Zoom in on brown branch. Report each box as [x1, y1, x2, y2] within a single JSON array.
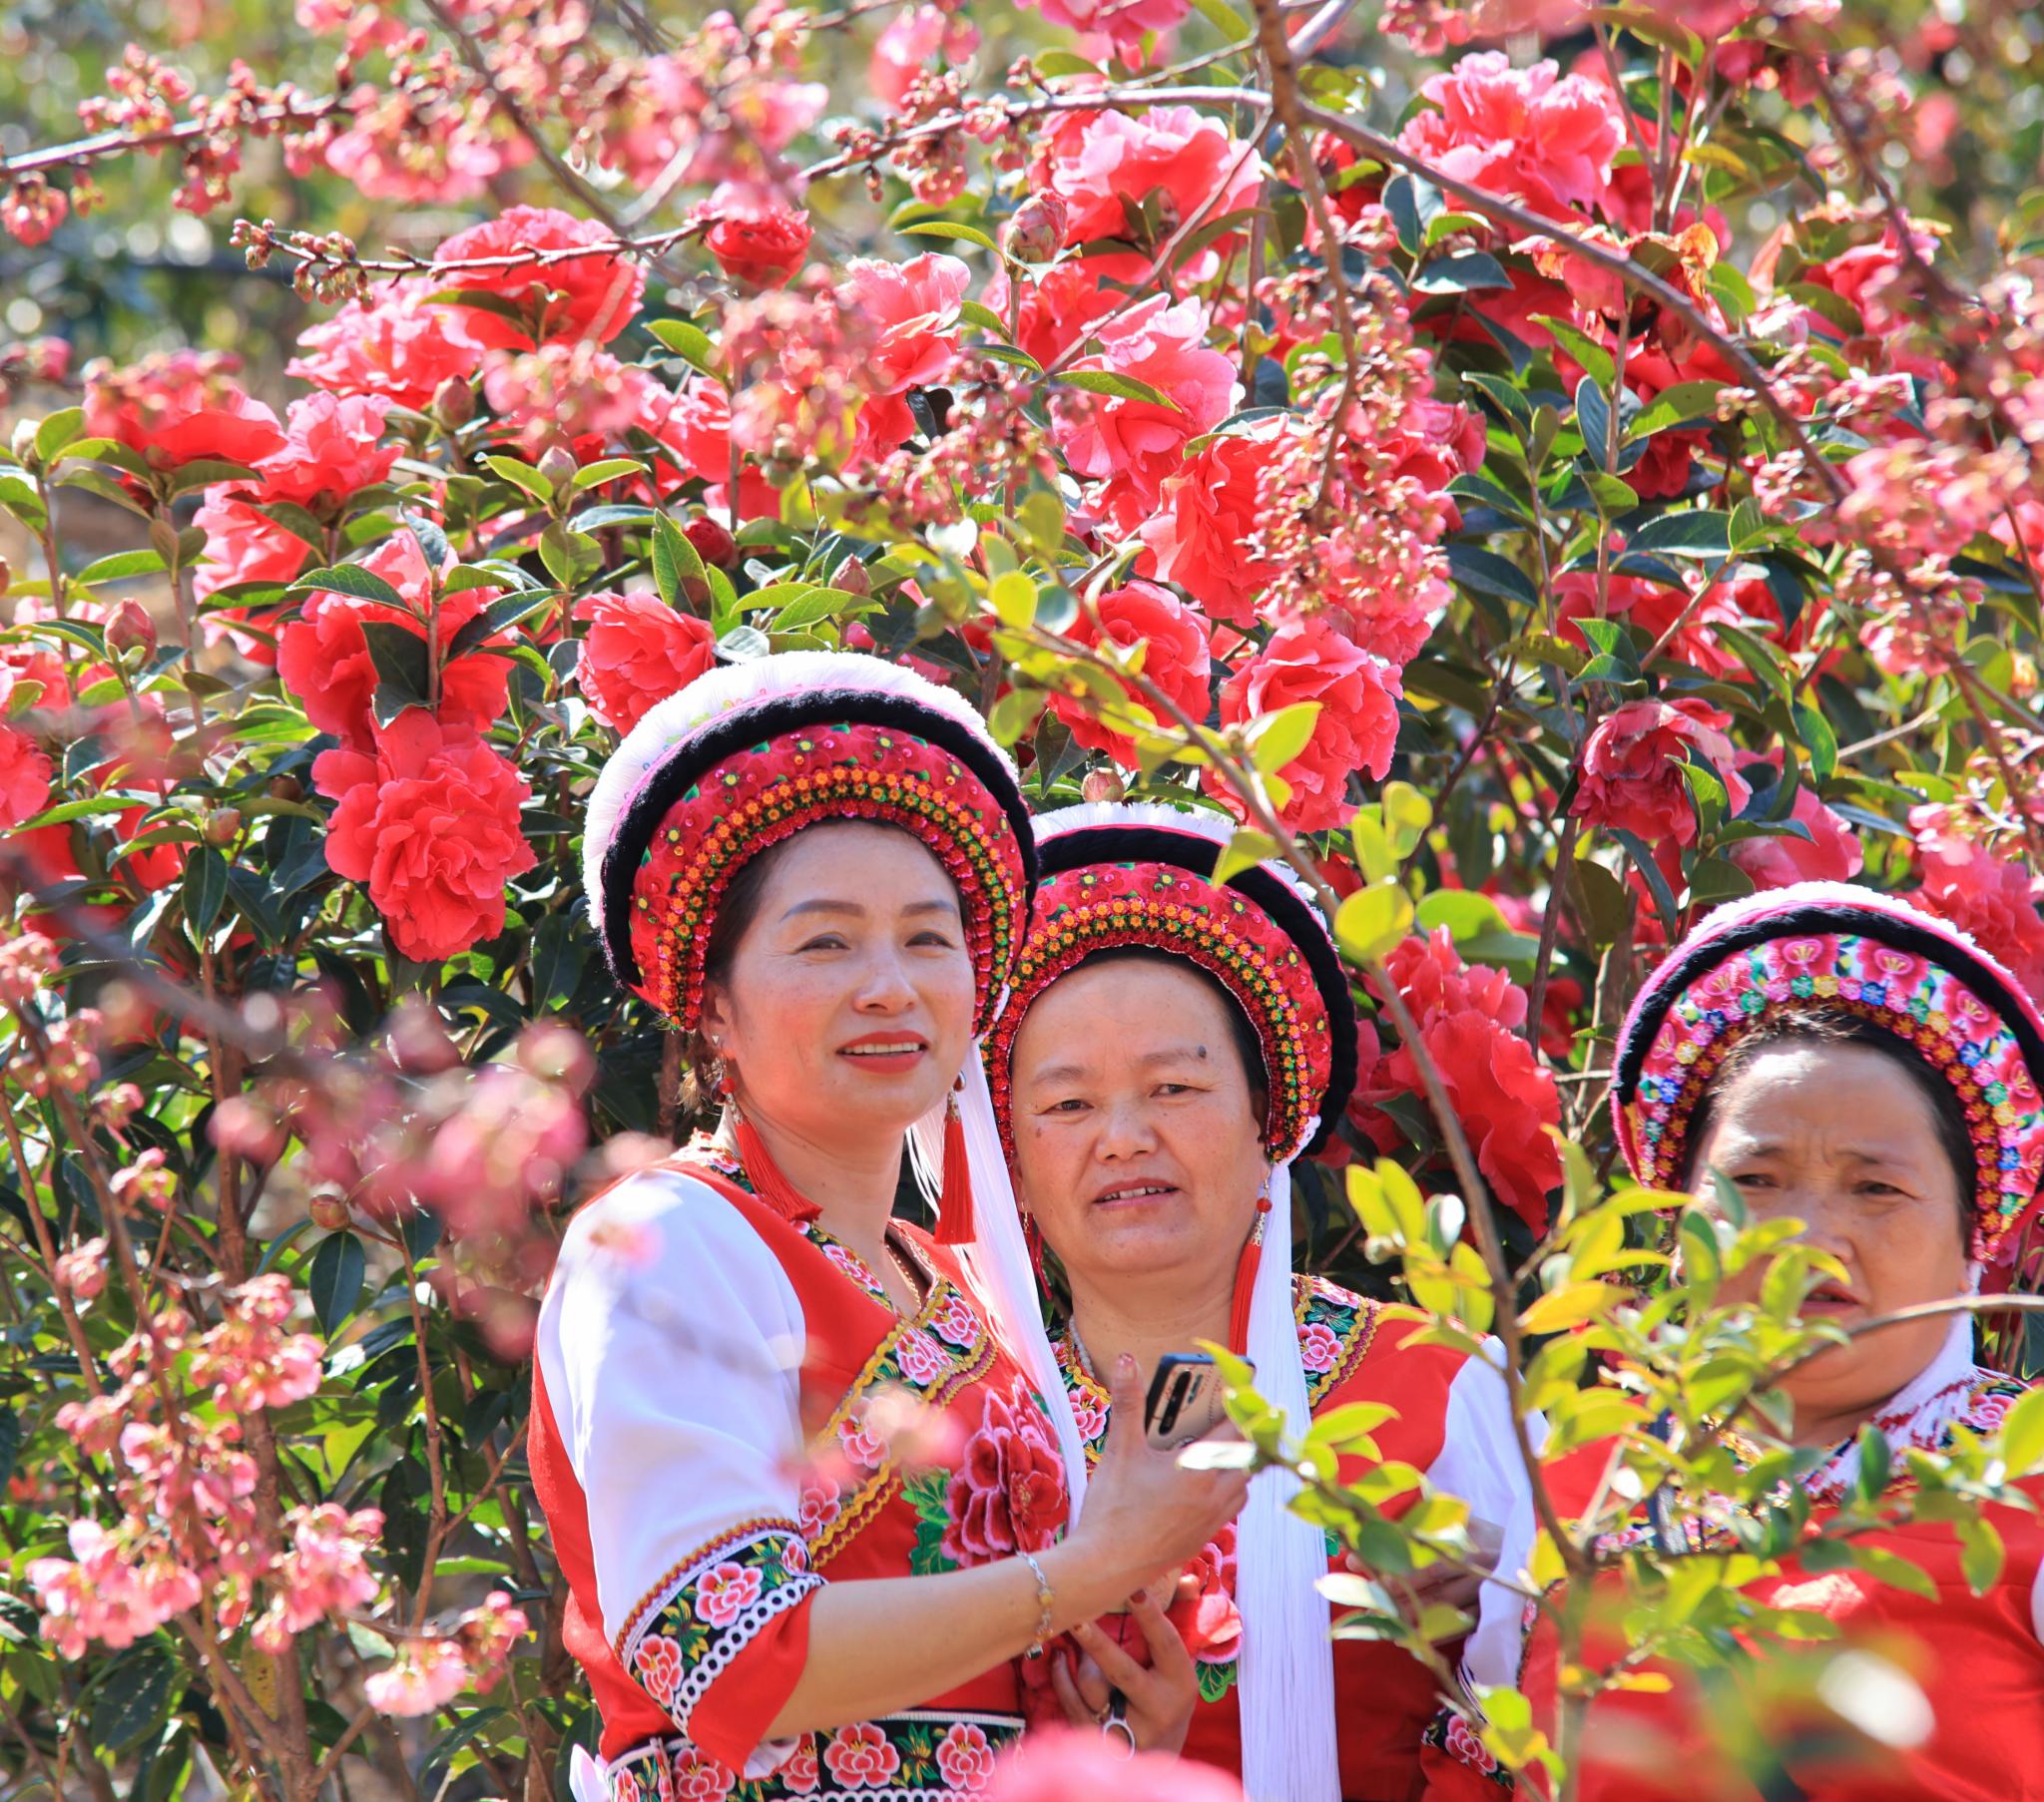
[[0, 99, 338, 178]]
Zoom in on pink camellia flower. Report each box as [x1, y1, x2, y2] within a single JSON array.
[[435, 206, 646, 349], [1909, 805, 2044, 1004], [287, 279, 488, 412], [323, 99, 530, 206], [1055, 296, 1239, 523], [1018, 0, 1190, 46], [843, 252, 972, 395], [870, 6, 979, 108], [251, 391, 399, 510], [1136, 421, 1293, 626], [1035, 106, 1264, 247], [1397, 52, 1627, 222], [1571, 696, 1753, 849], [53, 1237, 108, 1301], [983, 253, 1142, 369], [481, 341, 655, 456], [1204, 616, 1403, 834], [942, 1382, 1068, 1567], [364, 1638, 472, 1716], [252, 1504, 385, 1648], [83, 350, 287, 473], [313, 711, 536, 963], [275, 532, 509, 751], [574, 593, 720, 734], [0, 721, 54, 830], [1726, 751, 1864, 891], [193, 490, 314, 604], [1049, 581, 1212, 769], [700, 182, 812, 287]]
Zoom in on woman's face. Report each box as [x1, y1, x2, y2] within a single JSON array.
[[1009, 959, 1270, 1297], [702, 822, 974, 1146], [1695, 1040, 1970, 1425]]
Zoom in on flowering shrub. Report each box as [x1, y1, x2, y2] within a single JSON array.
[[3, 0, 2044, 1796]]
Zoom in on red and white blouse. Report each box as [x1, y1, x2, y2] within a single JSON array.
[[530, 1144, 1071, 1802]]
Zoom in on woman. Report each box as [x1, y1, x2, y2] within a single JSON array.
[[990, 801, 1532, 1802], [531, 656, 1249, 1802], [1427, 878, 2044, 1800]]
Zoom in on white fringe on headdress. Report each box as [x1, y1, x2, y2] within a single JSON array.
[[581, 650, 1020, 932], [1028, 797, 1343, 1801]]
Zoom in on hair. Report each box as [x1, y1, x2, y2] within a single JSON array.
[[1675, 1007, 1978, 1243], [1063, 946, 1272, 1138], [678, 820, 964, 1119]]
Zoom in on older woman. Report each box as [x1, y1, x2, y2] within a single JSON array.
[[990, 802, 1532, 1802], [1427, 879, 2044, 1800], [531, 657, 1248, 1802]]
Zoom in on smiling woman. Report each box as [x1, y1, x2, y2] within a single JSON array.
[[528, 655, 1253, 1802]]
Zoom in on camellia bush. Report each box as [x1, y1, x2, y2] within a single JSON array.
[[3, 0, 2044, 1795]]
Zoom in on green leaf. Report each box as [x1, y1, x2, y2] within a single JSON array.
[[287, 562, 408, 610], [309, 1231, 367, 1335], [646, 318, 720, 374], [1412, 250, 1510, 295], [957, 298, 1014, 339], [1613, 828, 1681, 936], [76, 549, 168, 586], [1444, 542, 1538, 608], [1630, 380, 1726, 438], [1245, 700, 1322, 775], [1529, 314, 1616, 389], [444, 591, 557, 660], [652, 513, 706, 607], [1958, 1515, 2005, 1594], [989, 571, 1037, 628], [34, 407, 85, 464], [1334, 880, 1414, 966], [571, 457, 648, 490], [0, 473, 48, 532], [165, 458, 260, 496], [358, 621, 432, 726], [1997, 1385, 2044, 1477], [87, 1645, 178, 1754], [1629, 510, 1733, 557], [1213, 828, 1281, 886], [182, 845, 230, 938], [1058, 369, 1185, 413], [1794, 700, 1838, 785], [899, 221, 998, 252], [482, 455, 555, 503], [539, 523, 603, 588], [1187, 0, 1251, 39]]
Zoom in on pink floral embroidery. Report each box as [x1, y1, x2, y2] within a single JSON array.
[[837, 1411, 885, 1469], [1297, 1320, 1341, 1374], [821, 1723, 901, 1789], [819, 1239, 883, 1295], [942, 1381, 1068, 1566], [934, 1722, 997, 1791], [798, 1477, 841, 1538], [671, 1749, 735, 1802], [1069, 1389, 1109, 1445], [633, 1633, 686, 1707], [778, 1746, 820, 1795], [1444, 1713, 1500, 1774], [895, 1326, 951, 1387], [693, 1562, 763, 1628], [926, 1292, 982, 1350]]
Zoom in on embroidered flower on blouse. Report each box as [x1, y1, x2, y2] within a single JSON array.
[[692, 1562, 764, 1629], [778, 1745, 820, 1795], [634, 1633, 686, 1708], [935, 1721, 998, 1791], [798, 1476, 841, 1539], [822, 1722, 902, 1788], [926, 1291, 982, 1350], [670, 1747, 736, 1802], [895, 1326, 951, 1387], [1298, 1319, 1342, 1374], [943, 1380, 1068, 1566]]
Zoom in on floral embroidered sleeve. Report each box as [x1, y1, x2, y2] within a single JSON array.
[[536, 1169, 822, 1777]]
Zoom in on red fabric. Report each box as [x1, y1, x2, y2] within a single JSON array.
[[1498, 1444, 2044, 1802]]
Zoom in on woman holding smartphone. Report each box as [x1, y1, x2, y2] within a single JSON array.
[[531, 659, 1247, 1802], [989, 801, 1534, 1802]]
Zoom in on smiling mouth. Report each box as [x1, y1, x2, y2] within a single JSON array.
[[1802, 1282, 1861, 1313], [840, 1041, 925, 1057], [1093, 1182, 1179, 1206]]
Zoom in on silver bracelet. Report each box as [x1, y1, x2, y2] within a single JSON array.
[[1018, 1549, 1055, 1658]]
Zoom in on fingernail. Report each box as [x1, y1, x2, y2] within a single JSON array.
[[1071, 1620, 1095, 1639], [1116, 1353, 1137, 1376]]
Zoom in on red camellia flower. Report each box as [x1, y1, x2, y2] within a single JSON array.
[[286, 279, 488, 412], [700, 182, 812, 287], [83, 349, 287, 473], [572, 593, 719, 734], [1136, 422, 1291, 627], [1049, 581, 1212, 769], [1909, 805, 2044, 1003], [0, 720, 53, 830], [435, 206, 646, 349], [312, 711, 536, 963], [1571, 696, 1752, 849], [941, 1382, 1067, 1568], [275, 533, 509, 751], [1035, 106, 1264, 249], [1204, 616, 1402, 834], [1726, 751, 1864, 891], [843, 252, 971, 395], [984, 253, 1145, 370]]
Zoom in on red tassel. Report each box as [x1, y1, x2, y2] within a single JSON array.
[[935, 1089, 975, 1245], [732, 1109, 820, 1224], [1226, 1196, 1274, 1355]]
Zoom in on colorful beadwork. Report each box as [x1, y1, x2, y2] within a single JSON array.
[[987, 859, 1334, 1161], [623, 720, 1028, 1034], [1613, 885, 2044, 1260]]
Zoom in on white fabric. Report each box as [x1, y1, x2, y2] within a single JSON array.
[[536, 1165, 814, 1776], [1440, 1344, 1547, 1691], [1236, 1154, 1342, 1802]]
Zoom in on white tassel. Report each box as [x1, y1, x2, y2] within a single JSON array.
[[1235, 1152, 1341, 1802]]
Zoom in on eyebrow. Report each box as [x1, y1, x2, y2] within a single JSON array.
[[1718, 1139, 1919, 1167], [777, 897, 961, 922], [1025, 1045, 1214, 1087]]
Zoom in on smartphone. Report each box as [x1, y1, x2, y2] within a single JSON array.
[[1143, 1352, 1244, 1451]]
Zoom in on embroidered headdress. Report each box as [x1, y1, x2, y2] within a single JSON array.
[[582, 650, 1086, 1494], [583, 650, 1035, 1034], [1613, 879, 2044, 1262], [987, 800, 1356, 1802]]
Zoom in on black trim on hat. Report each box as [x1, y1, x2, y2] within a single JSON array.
[[1613, 899, 2044, 1110], [598, 687, 1038, 990], [1036, 821, 1358, 1151]]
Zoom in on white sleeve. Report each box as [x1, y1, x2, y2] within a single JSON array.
[[2030, 1552, 2044, 1644], [536, 1168, 817, 1771], [1423, 1338, 1548, 1691]]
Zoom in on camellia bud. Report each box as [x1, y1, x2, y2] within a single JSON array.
[[1081, 768, 1125, 805], [205, 808, 243, 847], [106, 598, 157, 658], [538, 444, 578, 492], [1000, 191, 1068, 265], [308, 1192, 351, 1232], [432, 374, 474, 431], [685, 516, 738, 569], [10, 419, 37, 465], [267, 773, 304, 803], [834, 556, 871, 597]]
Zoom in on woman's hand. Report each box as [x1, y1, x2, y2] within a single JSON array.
[[1060, 1354, 1251, 1604], [1047, 1588, 1200, 1755]]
